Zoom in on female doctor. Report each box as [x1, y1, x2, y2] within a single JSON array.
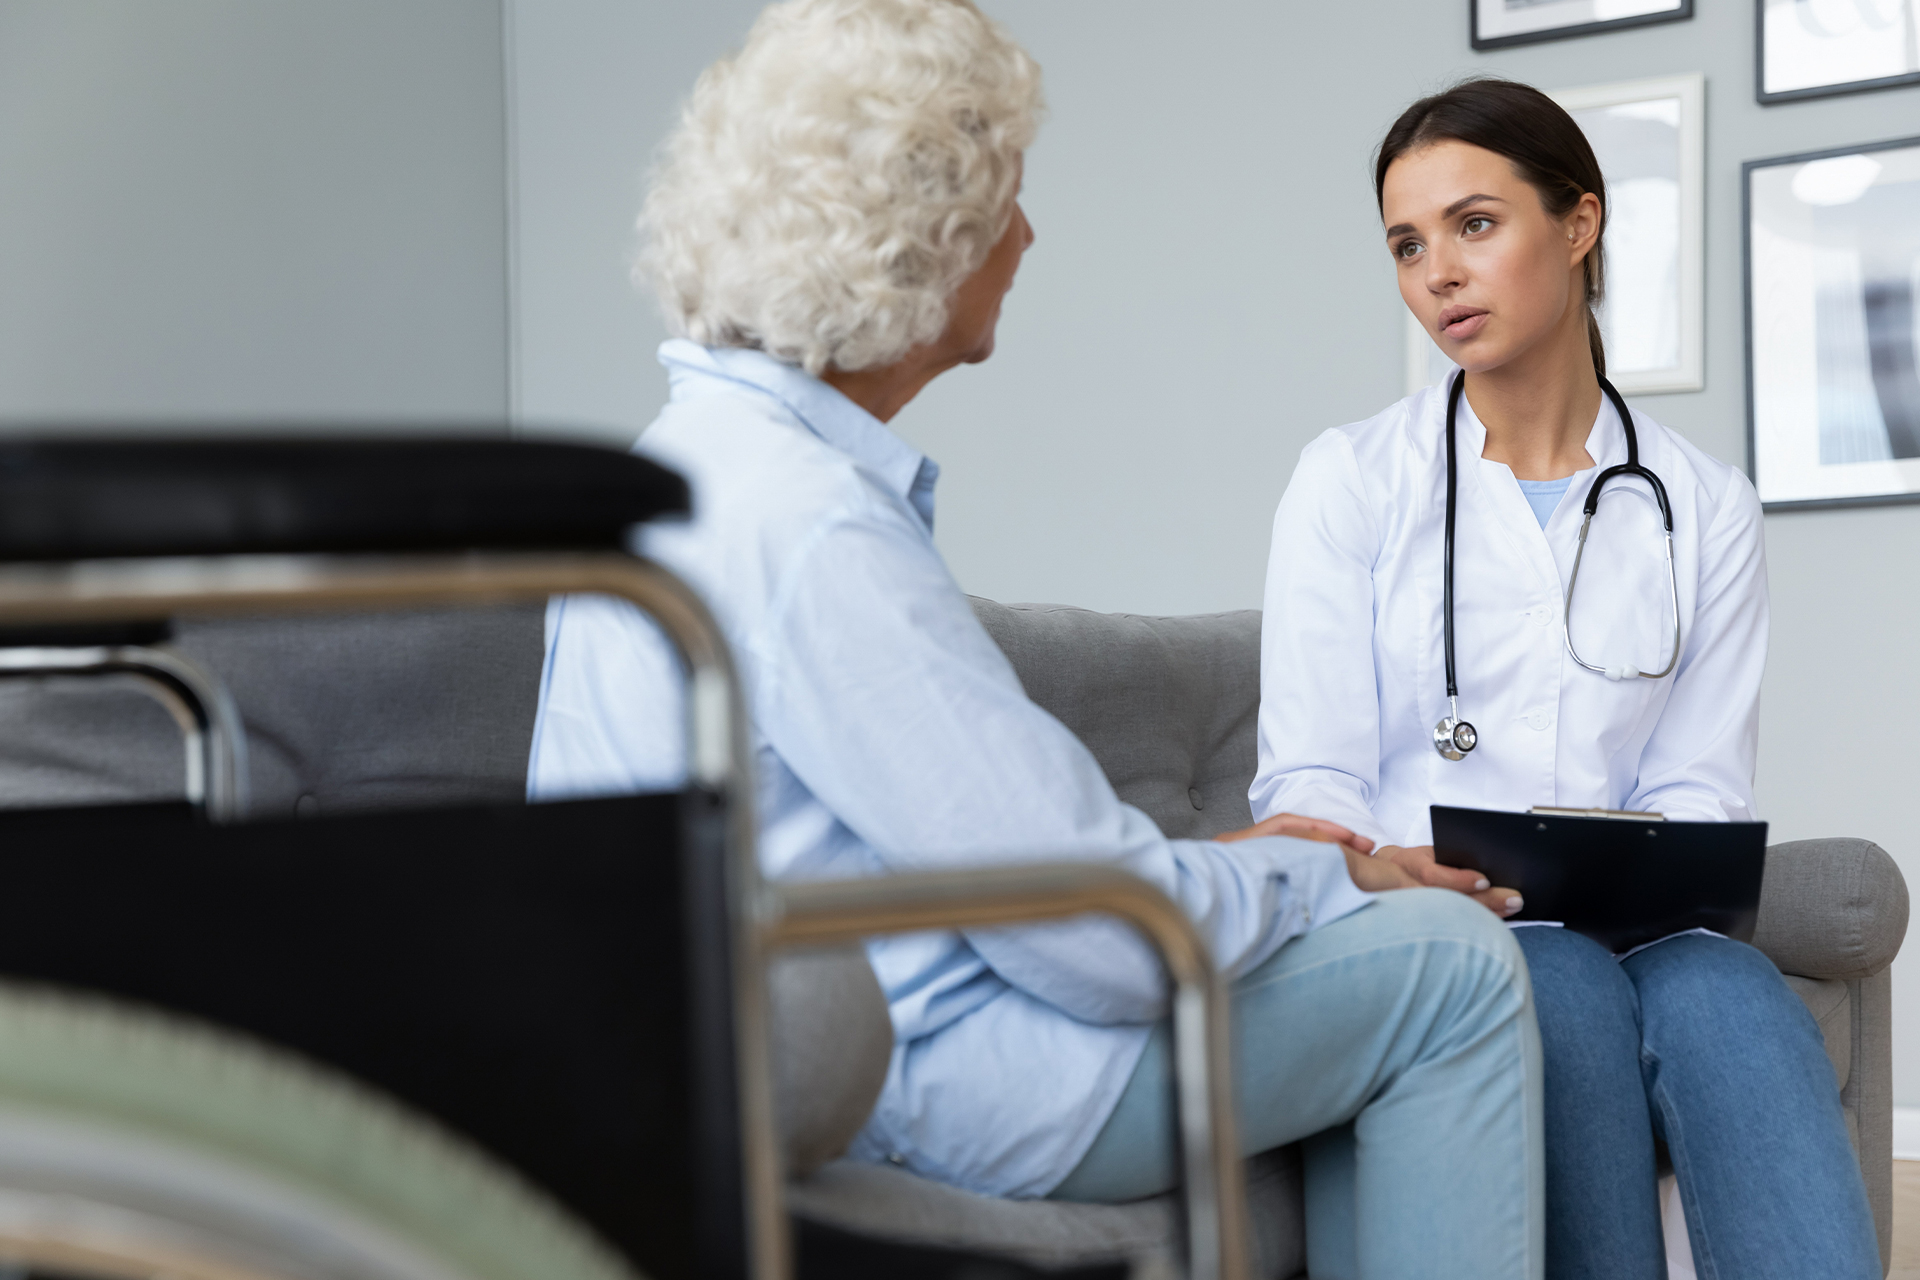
[[1252, 79, 1879, 1279]]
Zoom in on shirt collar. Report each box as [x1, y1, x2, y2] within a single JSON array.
[[1446, 374, 1626, 474], [658, 340, 941, 531]]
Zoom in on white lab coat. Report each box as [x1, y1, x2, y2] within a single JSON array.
[[1251, 381, 1767, 849]]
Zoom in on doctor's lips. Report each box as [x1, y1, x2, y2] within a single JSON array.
[[1437, 305, 1489, 340]]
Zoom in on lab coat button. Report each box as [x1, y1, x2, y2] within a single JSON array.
[[1527, 711, 1552, 731], [1533, 606, 1554, 627]]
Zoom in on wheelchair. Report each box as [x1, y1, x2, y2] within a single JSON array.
[[0, 436, 1249, 1280]]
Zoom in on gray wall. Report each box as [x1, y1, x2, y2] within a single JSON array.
[[0, 0, 509, 426], [510, 1, 1920, 1103]]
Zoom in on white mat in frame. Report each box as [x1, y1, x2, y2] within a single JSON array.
[[1759, 0, 1920, 104], [1746, 134, 1920, 508], [1472, 0, 1692, 50]]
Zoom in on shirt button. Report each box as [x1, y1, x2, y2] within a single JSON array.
[[886, 1152, 907, 1166], [1527, 711, 1552, 731], [1188, 787, 1204, 810]]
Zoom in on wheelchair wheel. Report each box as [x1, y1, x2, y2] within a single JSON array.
[[0, 980, 640, 1280]]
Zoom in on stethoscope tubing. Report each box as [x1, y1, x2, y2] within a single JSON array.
[[1439, 370, 1683, 758]]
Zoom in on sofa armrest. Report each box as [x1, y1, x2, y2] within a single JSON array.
[[1749, 839, 1909, 981], [769, 945, 892, 1180]]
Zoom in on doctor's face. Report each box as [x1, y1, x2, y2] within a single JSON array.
[[1381, 139, 1596, 374]]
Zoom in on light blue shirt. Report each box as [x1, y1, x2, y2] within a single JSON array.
[[528, 341, 1371, 1198], [1514, 474, 1574, 530]]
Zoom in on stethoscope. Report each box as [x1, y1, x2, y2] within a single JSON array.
[[1434, 370, 1682, 762]]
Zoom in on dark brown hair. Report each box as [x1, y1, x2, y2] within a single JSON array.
[[1374, 78, 1609, 377]]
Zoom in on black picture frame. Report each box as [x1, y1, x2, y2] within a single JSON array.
[[1743, 133, 1920, 513], [1755, 0, 1920, 105], [1470, 0, 1693, 51]]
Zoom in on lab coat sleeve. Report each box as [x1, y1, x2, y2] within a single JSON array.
[[1626, 471, 1767, 821], [1249, 431, 1392, 848], [754, 499, 1370, 1026]]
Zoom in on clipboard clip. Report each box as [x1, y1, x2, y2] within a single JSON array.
[[1530, 806, 1666, 822]]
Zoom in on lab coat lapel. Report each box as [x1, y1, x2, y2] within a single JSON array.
[[1455, 397, 1561, 596]]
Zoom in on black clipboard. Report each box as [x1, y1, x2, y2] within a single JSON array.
[[1431, 805, 1768, 953]]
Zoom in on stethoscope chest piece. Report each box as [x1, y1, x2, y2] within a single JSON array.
[[1434, 699, 1477, 761]]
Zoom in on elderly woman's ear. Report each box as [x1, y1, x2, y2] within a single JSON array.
[[636, 0, 1043, 419]]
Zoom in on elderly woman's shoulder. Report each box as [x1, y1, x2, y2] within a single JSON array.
[[641, 390, 914, 532]]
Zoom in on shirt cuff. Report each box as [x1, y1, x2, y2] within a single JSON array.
[[1228, 837, 1375, 978], [1251, 790, 1390, 853]]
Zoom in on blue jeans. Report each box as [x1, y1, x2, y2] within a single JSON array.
[[1513, 926, 1878, 1280], [1048, 888, 1544, 1280]]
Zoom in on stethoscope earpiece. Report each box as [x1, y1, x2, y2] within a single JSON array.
[[1433, 371, 1678, 762]]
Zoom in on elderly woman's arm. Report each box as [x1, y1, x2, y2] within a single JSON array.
[[748, 495, 1376, 1025]]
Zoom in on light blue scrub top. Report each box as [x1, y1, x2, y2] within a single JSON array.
[[1515, 475, 1574, 529]]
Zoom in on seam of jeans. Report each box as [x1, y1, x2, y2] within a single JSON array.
[[1645, 1044, 1716, 1280]]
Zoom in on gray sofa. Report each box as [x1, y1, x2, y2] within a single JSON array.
[[0, 598, 1905, 1277]]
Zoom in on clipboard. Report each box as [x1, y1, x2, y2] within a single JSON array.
[[1430, 805, 1768, 953]]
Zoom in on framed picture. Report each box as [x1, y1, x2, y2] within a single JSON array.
[[1758, 0, 1920, 104], [1405, 74, 1706, 398], [1745, 135, 1920, 510], [1471, 0, 1692, 50]]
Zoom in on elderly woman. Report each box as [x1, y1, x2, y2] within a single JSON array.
[[529, 3, 1544, 1276]]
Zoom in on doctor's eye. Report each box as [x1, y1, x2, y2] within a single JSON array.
[[1462, 215, 1494, 235], [1393, 240, 1424, 261]]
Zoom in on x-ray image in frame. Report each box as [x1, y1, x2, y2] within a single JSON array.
[[1405, 75, 1705, 397], [1745, 135, 1920, 509], [1758, 0, 1920, 104], [1472, 0, 1692, 50]]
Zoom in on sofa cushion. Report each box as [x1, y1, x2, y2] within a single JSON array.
[[969, 599, 1262, 840]]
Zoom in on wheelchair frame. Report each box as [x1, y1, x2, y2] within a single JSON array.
[[0, 548, 1250, 1280]]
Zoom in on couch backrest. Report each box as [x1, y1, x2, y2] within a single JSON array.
[[0, 605, 545, 816], [3, 597, 1264, 842], [969, 598, 1263, 840]]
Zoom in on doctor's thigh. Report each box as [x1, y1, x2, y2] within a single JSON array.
[[1050, 888, 1544, 1280]]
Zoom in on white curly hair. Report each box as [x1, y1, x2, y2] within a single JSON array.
[[636, 0, 1043, 376]]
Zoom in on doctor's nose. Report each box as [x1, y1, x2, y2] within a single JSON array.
[[1424, 246, 1466, 295]]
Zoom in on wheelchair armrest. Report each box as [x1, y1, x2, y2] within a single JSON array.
[[760, 862, 1248, 1280], [1750, 839, 1908, 981]]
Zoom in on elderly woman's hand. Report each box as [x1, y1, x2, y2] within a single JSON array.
[[1215, 812, 1374, 856]]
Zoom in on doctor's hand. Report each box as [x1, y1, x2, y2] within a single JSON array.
[[1214, 813, 1375, 856], [1375, 845, 1524, 918], [1341, 847, 1421, 893]]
